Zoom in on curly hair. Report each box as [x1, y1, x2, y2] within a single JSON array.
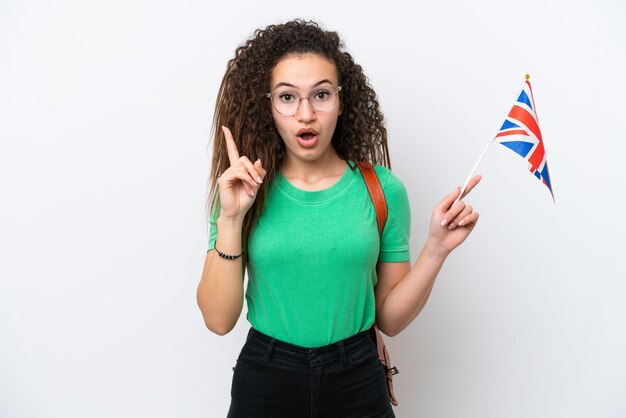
[[207, 19, 391, 253]]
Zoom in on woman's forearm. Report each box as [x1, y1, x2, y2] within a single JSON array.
[[196, 216, 246, 335], [377, 240, 448, 336]]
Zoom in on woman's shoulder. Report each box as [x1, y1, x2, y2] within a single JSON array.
[[371, 164, 407, 194], [368, 163, 411, 221]]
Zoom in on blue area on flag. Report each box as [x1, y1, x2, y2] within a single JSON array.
[[500, 119, 520, 130], [541, 164, 552, 191], [517, 90, 532, 109], [500, 141, 534, 158]]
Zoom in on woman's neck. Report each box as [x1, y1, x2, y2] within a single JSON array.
[[281, 152, 348, 191]]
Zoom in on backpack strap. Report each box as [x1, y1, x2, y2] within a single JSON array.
[[356, 162, 388, 236], [356, 161, 399, 407]]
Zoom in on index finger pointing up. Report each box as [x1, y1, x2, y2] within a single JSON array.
[[222, 126, 240, 166]]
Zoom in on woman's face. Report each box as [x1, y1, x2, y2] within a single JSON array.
[[269, 53, 342, 167]]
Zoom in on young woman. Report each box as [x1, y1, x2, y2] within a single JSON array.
[[197, 19, 481, 417]]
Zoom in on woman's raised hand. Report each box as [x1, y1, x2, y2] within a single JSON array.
[[217, 126, 266, 220], [427, 175, 481, 256]]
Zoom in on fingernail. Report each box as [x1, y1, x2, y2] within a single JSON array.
[[440, 219, 448, 227], [448, 223, 456, 230], [458, 220, 465, 226], [256, 176, 263, 183]]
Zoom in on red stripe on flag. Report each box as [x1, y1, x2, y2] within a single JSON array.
[[526, 80, 538, 120], [508, 105, 543, 142], [528, 140, 545, 172], [495, 129, 530, 138]]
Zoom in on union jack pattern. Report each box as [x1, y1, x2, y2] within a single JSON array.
[[495, 78, 554, 200]]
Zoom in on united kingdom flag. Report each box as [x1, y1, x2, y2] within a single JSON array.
[[495, 76, 554, 201]]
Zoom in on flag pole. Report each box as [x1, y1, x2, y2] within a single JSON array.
[[453, 138, 494, 205], [453, 74, 531, 205]]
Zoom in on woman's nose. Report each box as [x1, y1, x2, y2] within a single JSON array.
[[294, 97, 316, 121]]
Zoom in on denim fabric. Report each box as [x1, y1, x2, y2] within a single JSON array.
[[227, 327, 395, 418]]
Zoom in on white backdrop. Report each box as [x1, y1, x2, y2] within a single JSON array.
[[1, 0, 625, 417]]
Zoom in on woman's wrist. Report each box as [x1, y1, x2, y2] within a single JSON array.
[[215, 216, 244, 256], [217, 214, 245, 229], [423, 237, 451, 261]]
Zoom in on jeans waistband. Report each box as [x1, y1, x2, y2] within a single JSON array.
[[244, 327, 374, 368]]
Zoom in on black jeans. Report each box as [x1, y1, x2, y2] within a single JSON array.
[[227, 327, 395, 418]]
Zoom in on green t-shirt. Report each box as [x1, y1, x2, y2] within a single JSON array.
[[209, 162, 411, 347]]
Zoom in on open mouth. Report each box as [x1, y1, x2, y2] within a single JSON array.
[[296, 130, 318, 148], [298, 132, 316, 141]]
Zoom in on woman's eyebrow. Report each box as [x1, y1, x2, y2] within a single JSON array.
[[273, 79, 335, 90]]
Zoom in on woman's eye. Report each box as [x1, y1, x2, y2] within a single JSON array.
[[314, 91, 330, 100], [279, 93, 295, 102]]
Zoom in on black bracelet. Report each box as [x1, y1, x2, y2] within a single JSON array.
[[215, 244, 243, 260]]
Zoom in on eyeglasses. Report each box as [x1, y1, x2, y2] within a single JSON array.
[[266, 85, 342, 116]]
